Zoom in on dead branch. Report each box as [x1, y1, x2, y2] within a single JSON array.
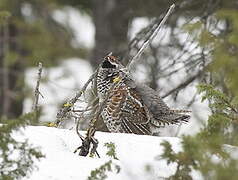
[[32, 62, 43, 112], [74, 72, 125, 157], [74, 96, 100, 157], [56, 69, 98, 126], [162, 70, 203, 99], [126, 4, 175, 69], [75, 97, 99, 136]]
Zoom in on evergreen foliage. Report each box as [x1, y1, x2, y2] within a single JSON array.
[[0, 1, 81, 66], [0, 0, 87, 118], [0, 11, 10, 24], [87, 142, 120, 180], [104, 142, 119, 160], [161, 84, 238, 179], [160, 4, 238, 179], [0, 113, 44, 180]]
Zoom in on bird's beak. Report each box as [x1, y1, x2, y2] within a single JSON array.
[[119, 67, 129, 74]]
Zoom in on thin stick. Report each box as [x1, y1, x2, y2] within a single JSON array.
[[127, 4, 175, 69], [32, 62, 43, 112], [76, 97, 99, 139], [76, 72, 125, 157], [56, 70, 98, 125], [161, 70, 203, 98]]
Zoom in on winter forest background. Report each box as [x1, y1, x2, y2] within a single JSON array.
[[0, 0, 238, 180]]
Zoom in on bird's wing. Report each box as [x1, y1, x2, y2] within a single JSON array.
[[120, 118, 151, 135], [106, 83, 151, 135], [150, 112, 190, 127], [121, 87, 152, 134], [134, 84, 170, 113], [133, 84, 190, 126]]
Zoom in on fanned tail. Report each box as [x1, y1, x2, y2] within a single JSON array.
[[151, 112, 190, 128]]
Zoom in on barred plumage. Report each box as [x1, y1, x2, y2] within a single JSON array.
[[96, 55, 190, 135]]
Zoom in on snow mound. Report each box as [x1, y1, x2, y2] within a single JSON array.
[[20, 126, 193, 180]]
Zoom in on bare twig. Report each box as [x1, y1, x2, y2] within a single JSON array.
[[56, 70, 98, 126], [127, 4, 175, 69], [75, 72, 125, 157], [75, 97, 99, 138], [32, 62, 43, 112], [72, 108, 94, 113], [74, 99, 100, 157], [162, 70, 203, 99]]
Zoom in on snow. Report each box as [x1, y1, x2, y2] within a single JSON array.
[[19, 126, 188, 180]]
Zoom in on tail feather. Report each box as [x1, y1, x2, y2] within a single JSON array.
[[121, 119, 152, 135], [151, 113, 190, 127], [170, 109, 192, 113]]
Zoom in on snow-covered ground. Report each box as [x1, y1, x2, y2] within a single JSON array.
[[18, 126, 201, 180]]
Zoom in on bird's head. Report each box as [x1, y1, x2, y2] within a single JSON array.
[[101, 54, 123, 69]]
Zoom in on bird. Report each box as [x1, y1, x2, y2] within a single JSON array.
[[96, 54, 190, 135]]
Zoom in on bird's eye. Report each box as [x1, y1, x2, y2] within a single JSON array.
[[102, 60, 116, 69], [102, 56, 117, 69]]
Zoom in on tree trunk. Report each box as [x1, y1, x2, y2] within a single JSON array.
[[90, 0, 131, 67], [0, 23, 24, 118]]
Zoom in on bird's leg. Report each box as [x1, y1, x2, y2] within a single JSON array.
[[74, 124, 100, 158], [90, 137, 100, 158], [74, 137, 90, 156], [87, 125, 100, 158]]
